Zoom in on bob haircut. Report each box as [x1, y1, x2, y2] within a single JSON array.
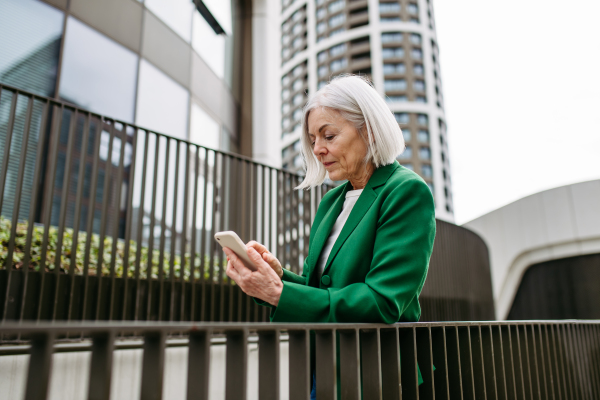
[[296, 75, 405, 190]]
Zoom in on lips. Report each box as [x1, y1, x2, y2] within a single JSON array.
[[323, 161, 335, 167]]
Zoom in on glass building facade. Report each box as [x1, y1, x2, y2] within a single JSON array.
[[0, 0, 240, 151]]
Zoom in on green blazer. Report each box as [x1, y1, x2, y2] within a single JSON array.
[[265, 160, 436, 324]]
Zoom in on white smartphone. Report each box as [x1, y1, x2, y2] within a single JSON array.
[[214, 231, 256, 271]]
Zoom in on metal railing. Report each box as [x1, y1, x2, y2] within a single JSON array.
[[1, 320, 599, 400], [0, 82, 495, 327]]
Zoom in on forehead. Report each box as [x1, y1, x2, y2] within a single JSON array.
[[307, 108, 342, 132]]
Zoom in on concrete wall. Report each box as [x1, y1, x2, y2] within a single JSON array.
[[464, 179, 600, 320]]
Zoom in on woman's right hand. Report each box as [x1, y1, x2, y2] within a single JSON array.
[[246, 241, 283, 278]]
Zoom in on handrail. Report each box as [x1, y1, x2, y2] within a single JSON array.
[[0, 320, 598, 400]]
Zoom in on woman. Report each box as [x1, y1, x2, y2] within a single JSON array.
[[223, 75, 436, 394]]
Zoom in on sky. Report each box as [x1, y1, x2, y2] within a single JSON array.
[[433, 0, 600, 224]]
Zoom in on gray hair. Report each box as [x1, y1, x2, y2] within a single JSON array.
[[296, 75, 405, 190]]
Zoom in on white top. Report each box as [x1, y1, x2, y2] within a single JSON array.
[[315, 189, 363, 279]]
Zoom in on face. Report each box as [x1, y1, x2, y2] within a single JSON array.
[[307, 107, 372, 187]]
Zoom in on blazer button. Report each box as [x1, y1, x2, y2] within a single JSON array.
[[321, 275, 331, 286]]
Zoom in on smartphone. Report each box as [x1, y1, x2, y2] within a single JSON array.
[[214, 231, 256, 271]]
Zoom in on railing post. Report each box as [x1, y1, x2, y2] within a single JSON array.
[[225, 329, 248, 400], [87, 331, 115, 400], [140, 330, 166, 400], [288, 329, 311, 400], [315, 329, 336, 400], [360, 328, 383, 400], [339, 329, 360, 400], [24, 332, 55, 400], [259, 329, 281, 400], [186, 329, 211, 400]]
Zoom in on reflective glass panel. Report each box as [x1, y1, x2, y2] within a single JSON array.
[[145, 0, 194, 42], [193, 11, 225, 78], [59, 17, 138, 122], [190, 102, 220, 149], [0, 0, 64, 97], [203, 0, 232, 34], [136, 59, 189, 140]]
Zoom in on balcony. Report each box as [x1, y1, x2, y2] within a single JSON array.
[[1, 84, 599, 399]]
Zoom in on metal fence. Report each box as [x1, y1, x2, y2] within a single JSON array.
[[1, 320, 599, 400], [0, 82, 495, 326]]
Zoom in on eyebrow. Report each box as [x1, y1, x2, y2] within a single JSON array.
[[309, 124, 333, 138]]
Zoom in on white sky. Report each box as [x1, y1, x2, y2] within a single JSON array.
[[433, 0, 600, 224]]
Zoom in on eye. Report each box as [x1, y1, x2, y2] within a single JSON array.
[[325, 135, 334, 141]]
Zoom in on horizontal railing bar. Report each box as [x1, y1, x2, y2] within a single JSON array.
[[0, 82, 305, 175], [0, 334, 294, 356], [1, 321, 599, 336]]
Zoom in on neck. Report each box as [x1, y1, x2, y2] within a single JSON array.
[[349, 163, 374, 190]]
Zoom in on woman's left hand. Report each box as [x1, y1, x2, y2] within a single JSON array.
[[224, 246, 283, 306]]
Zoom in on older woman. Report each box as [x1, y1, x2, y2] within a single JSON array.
[[223, 75, 435, 392]]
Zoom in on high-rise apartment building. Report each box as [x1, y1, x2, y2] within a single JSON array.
[[279, 0, 454, 221]]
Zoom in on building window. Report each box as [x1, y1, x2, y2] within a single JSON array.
[[427, 183, 434, 193], [444, 186, 449, 198], [442, 169, 447, 179], [292, 37, 302, 49], [317, 51, 327, 62], [293, 79, 303, 91], [394, 112, 409, 124], [386, 95, 407, 103], [316, 8, 326, 20], [417, 114, 428, 125], [408, 3, 419, 14], [293, 93, 303, 105], [411, 49, 423, 60], [419, 147, 431, 160], [282, 48, 290, 59], [190, 102, 220, 149], [410, 33, 422, 45], [380, 17, 401, 23], [402, 163, 414, 171], [413, 64, 424, 76], [382, 47, 405, 59], [381, 32, 403, 43], [318, 80, 327, 89], [292, 23, 302, 35], [282, 103, 290, 114], [384, 79, 407, 91], [379, 3, 401, 13], [328, 0, 346, 14], [400, 145, 412, 158], [330, 43, 347, 57], [293, 109, 302, 121], [329, 28, 345, 37], [293, 65, 303, 76], [317, 21, 326, 33], [402, 129, 411, 142], [329, 13, 345, 28], [330, 58, 347, 72], [416, 96, 427, 103], [383, 63, 406, 74], [63, 18, 141, 124], [413, 80, 425, 91], [421, 164, 432, 178], [441, 151, 446, 162], [409, 17, 419, 24], [418, 130, 429, 143], [318, 65, 328, 77]]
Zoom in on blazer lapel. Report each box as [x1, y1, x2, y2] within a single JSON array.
[[322, 162, 400, 275]]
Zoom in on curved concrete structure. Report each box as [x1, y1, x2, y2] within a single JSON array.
[[463, 180, 600, 320]]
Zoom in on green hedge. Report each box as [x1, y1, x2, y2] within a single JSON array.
[[0, 216, 226, 281]]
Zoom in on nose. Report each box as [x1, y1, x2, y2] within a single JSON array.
[[312, 137, 327, 157]]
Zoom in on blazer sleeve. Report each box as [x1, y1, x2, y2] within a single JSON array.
[[270, 178, 436, 323], [253, 258, 308, 308]]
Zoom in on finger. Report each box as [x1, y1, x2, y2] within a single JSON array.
[[226, 261, 242, 284], [247, 241, 269, 255], [225, 248, 251, 277], [247, 247, 269, 271]]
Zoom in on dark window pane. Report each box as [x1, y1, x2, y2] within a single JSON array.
[[0, 0, 64, 97], [59, 17, 138, 122]]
